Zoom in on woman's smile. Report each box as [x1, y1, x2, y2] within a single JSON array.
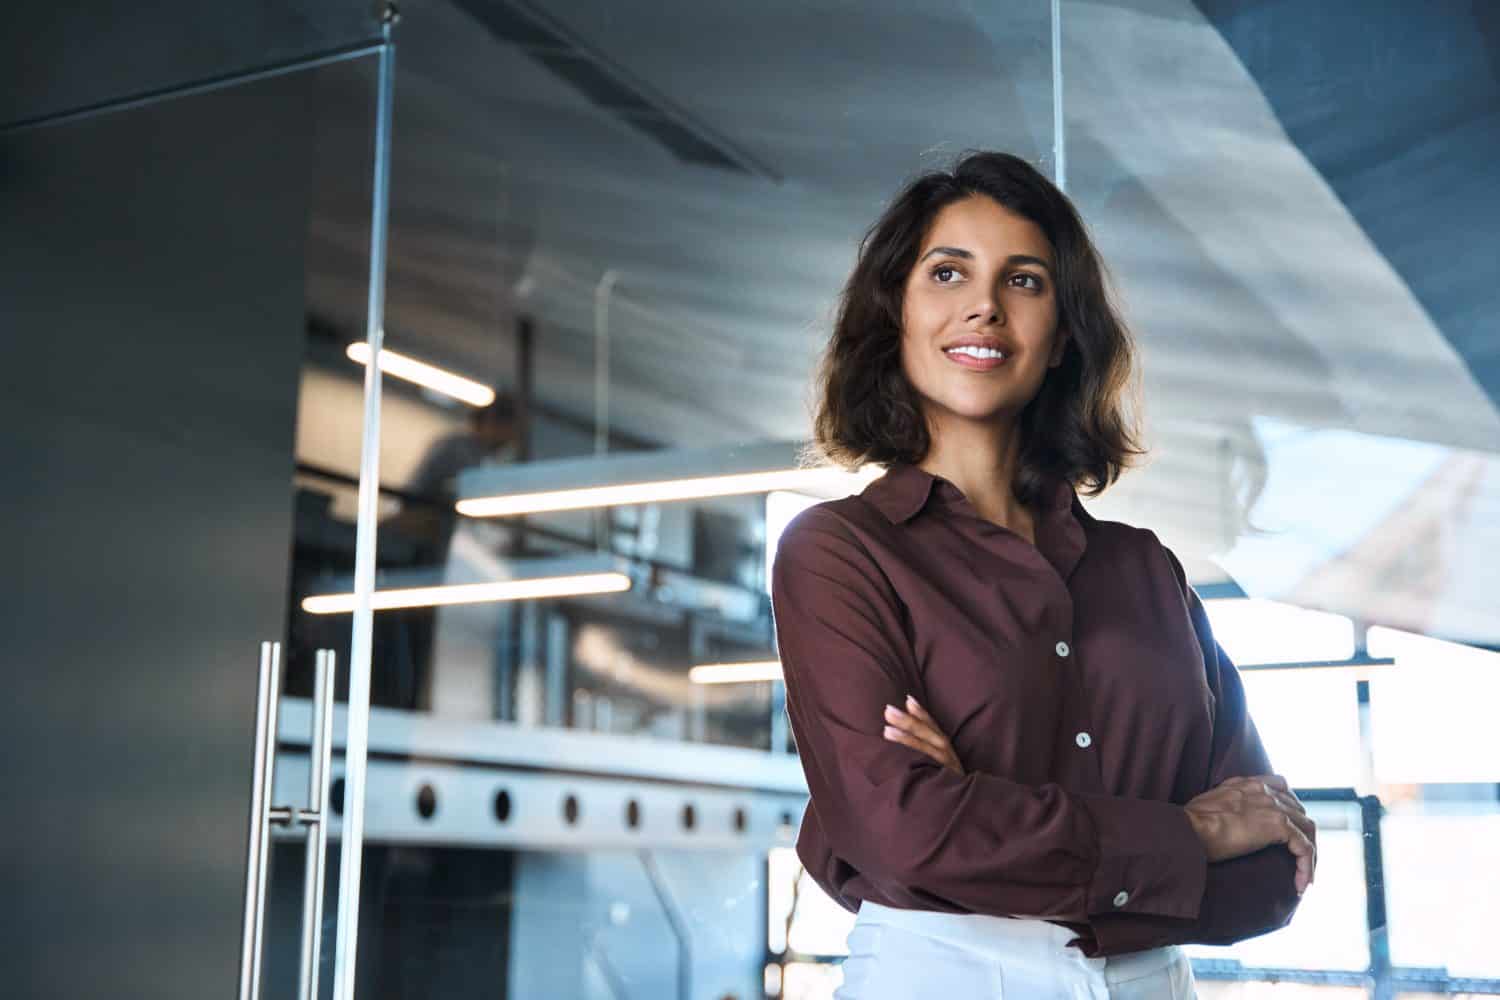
[[943, 344, 1011, 371]]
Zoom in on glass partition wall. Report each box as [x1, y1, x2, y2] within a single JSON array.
[[280, 2, 1500, 999], [1053, 2, 1500, 996], [331, 2, 1062, 998]]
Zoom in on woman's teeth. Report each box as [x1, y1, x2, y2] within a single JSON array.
[[945, 346, 1006, 359]]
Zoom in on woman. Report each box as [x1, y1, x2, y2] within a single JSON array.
[[769, 151, 1316, 999]]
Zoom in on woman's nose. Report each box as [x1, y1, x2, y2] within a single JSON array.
[[966, 299, 1002, 324]]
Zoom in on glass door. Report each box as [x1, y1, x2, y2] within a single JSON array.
[[0, 44, 388, 1000], [337, 3, 1059, 999]]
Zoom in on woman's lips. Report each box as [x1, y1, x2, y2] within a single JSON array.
[[943, 348, 1009, 371]]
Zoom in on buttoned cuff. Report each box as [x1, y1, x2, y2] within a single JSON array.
[[1075, 794, 1208, 922]]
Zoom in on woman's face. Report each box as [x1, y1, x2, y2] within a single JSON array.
[[899, 195, 1067, 430]]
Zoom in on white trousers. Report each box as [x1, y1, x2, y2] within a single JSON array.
[[835, 901, 1197, 1000]]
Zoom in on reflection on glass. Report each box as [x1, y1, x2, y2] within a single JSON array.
[[274, 0, 1500, 997], [265, 51, 385, 994], [359, 0, 1059, 746]]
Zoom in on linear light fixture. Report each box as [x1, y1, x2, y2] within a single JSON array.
[[456, 441, 882, 519], [301, 553, 632, 614], [1236, 655, 1396, 681], [689, 660, 783, 685], [347, 341, 496, 407]]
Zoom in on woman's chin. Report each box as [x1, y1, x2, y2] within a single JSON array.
[[933, 399, 1025, 425]]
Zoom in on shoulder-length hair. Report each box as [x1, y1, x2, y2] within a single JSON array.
[[807, 150, 1146, 505]]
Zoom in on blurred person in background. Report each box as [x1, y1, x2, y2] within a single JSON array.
[[379, 393, 521, 708], [406, 392, 521, 508]]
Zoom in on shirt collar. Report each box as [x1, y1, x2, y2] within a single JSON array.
[[861, 460, 1073, 522], [860, 460, 1090, 577]]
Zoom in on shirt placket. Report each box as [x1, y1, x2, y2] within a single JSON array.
[[1049, 586, 1110, 796]]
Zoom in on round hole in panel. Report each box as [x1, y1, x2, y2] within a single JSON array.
[[416, 784, 437, 820]]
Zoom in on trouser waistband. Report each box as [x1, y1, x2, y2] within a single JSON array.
[[853, 900, 1181, 982]]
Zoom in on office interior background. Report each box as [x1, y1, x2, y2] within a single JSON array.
[[3, 1, 1498, 998]]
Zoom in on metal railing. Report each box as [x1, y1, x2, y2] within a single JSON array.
[[772, 786, 1500, 998]]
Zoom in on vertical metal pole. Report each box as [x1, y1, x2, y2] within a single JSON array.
[[514, 315, 534, 463], [331, 16, 395, 1000], [1050, 0, 1066, 193], [515, 314, 535, 557], [592, 270, 617, 552], [544, 610, 570, 727], [769, 679, 789, 754], [1352, 620, 1378, 795], [298, 650, 336, 1000], [638, 850, 692, 1000], [1361, 794, 1393, 1000], [238, 641, 282, 1000]]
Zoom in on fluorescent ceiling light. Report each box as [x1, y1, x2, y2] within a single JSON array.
[[302, 553, 634, 614], [457, 440, 881, 518], [1237, 658, 1394, 681], [303, 572, 630, 614], [347, 341, 496, 407], [689, 660, 783, 685]]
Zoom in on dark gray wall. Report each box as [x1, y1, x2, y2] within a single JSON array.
[[2, 2, 378, 129], [0, 72, 315, 997]]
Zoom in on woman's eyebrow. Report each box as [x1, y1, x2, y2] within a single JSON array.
[[918, 246, 1053, 272], [920, 245, 974, 261]]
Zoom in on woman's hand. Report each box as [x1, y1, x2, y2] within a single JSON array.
[[882, 695, 964, 776], [1184, 774, 1317, 894]]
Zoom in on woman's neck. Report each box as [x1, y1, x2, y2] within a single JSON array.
[[916, 419, 1033, 536]]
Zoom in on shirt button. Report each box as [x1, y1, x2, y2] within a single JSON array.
[[1075, 732, 1093, 749], [1113, 890, 1130, 908], [1055, 640, 1070, 657]]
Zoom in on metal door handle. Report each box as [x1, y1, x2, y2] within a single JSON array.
[[238, 641, 282, 1000], [298, 649, 337, 1000]]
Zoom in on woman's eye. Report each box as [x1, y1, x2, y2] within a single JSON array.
[[930, 264, 965, 283], [1011, 272, 1044, 290]]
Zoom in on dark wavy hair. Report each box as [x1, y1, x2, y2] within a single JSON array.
[[806, 150, 1146, 505]]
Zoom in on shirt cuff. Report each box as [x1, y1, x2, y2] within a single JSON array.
[[1075, 793, 1208, 922]]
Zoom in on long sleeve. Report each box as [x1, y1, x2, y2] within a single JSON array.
[[1087, 541, 1304, 955], [771, 509, 1208, 926]]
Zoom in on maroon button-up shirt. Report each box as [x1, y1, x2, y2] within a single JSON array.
[[769, 460, 1301, 957]]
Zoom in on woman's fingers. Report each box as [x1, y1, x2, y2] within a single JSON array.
[[1285, 819, 1316, 895], [883, 703, 949, 757], [1267, 785, 1308, 817], [1190, 775, 1317, 890], [894, 697, 948, 755], [882, 700, 962, 774], [1251, 787, 1316, 893], [1257, 785, 1317, 861], [881, 722, 960, 773], [903, 695, 939, 726], [882, 723, 937, 759]]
